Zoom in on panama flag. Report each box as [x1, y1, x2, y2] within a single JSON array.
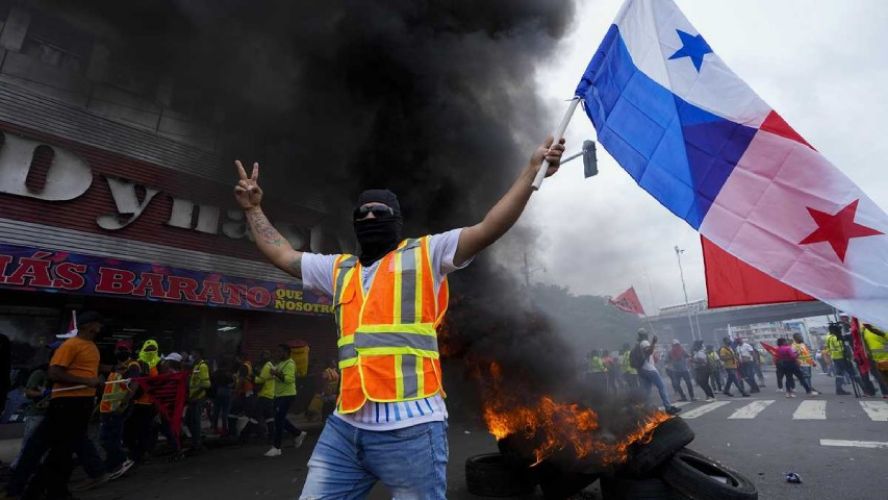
[[575, 0, 888, 327]]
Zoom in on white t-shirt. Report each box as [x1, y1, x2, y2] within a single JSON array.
[[639, 340, 656, 371], [301, 228, 471, 431], [738, 343, 755, 362]]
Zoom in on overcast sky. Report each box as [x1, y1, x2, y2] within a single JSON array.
[[520, 0, 888, 315]]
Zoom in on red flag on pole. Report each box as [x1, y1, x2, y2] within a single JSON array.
[[609, 286, 646, 316], [760, 342, 778, 358], [133, 371, 189, 447]]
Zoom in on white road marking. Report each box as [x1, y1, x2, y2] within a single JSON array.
[[728, 400, 774, 419], [820, 439, 888, 449], [679, 401, 731, 419], [859, 401, 888, 421], [793, 400, 826, 420]]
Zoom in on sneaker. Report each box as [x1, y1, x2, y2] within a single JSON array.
[[665, 406, 682, 415], [705, 398, 714, 402], [789, 393, 797, 398], [722, 391, 734, 397], [293, 431, 308, 449], [741, 393, 751, 397], [837, 390, 851, 396], [678, 397, 688, 402], [107, 459, 135, 481], [264, 447, 282, 457], [808, 391, 820, 396], [785, 393, 792, 398]]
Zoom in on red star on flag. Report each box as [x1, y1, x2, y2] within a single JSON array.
[[798, 199, 883, 262]]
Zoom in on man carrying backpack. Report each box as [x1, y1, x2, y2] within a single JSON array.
[[631, 329, 681, 415]]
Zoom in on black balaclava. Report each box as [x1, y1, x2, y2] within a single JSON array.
[[354, 189, 403, 266]]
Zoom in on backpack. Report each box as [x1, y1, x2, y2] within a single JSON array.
[[629, 344, 646, 370]]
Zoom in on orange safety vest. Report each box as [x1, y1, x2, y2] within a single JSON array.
[[99, 372, 129, 414], [332, 237, 449, 414], [135, 362, 158, 405]]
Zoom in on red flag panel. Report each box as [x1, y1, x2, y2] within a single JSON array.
[[609, 286, 646, 315], [134, 371, 189, 448], [702, 236, 814, 308]]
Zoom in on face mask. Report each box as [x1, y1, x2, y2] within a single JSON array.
[[354, 216, 402, 266]]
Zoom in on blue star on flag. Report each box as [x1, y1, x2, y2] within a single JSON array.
[[668, 30, 712, 72]]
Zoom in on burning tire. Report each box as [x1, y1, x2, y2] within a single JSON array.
[[465, 453, 537, 497], [624, 417, 694, 476], [660, 448, 757, 500], [535, 463, 599, 500], [600, 476, 691, 499]]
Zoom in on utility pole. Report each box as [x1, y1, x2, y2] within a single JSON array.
[[674, 245, 697, 341]]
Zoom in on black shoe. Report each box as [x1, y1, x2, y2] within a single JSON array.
[[666, 406, 682, 415], [741, 393, 751, 397], [679, 397, 688, 402], [723, 391, 734, 397], [837, 390, 851, 395]]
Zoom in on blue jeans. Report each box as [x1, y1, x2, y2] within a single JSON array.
[[301, 415, 448, 499], [638, 369, 672, 409], [100, 413, 127, 471], [11, 415, 44, 469], [212, 386, 232, 433], [187, 399, 206, 449]]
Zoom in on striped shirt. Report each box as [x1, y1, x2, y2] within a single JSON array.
[[302, 229, 469, 430]]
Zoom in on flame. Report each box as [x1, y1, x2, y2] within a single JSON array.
[[481, 361, 671, 466]]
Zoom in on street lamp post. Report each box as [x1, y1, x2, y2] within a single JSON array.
[[674, 245, 697, 341]]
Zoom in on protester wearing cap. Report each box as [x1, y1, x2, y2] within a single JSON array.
[[233, 134, 565, 497], [39, 310, 104, 499]]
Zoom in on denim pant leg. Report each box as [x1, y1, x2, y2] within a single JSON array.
[[301, 416, 376, 500], [640, 369, 671, 408], [680, 371, 695, 399], [363, 421, 449, 500], [100, 414, 126, 471], [11, 415, 44, 469], [273, 396, 300, 448], [188, 399, 205, 448], [6, 418, 51, 495]]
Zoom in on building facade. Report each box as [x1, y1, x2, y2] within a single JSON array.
[[0, 2, 346, 389]]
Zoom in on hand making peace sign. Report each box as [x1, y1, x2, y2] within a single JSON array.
[[233, 160, 263, 210]]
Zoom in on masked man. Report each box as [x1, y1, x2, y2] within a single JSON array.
[[233, 136, 564, 498]]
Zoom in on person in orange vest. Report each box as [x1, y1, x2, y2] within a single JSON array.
[[99, 341, 140, 480], [234, 135, 566, 497]]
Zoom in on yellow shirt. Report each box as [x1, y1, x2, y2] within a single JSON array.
[[50, 337, 99, 399], [254, 361, 276, 400]]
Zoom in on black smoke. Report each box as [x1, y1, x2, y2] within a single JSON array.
[[47, 0, 610, 419]]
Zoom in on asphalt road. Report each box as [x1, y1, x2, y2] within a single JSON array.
[[45, 372, 885, 499]]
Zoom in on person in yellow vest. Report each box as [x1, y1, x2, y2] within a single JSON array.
[[187, 348, 211, 451], [588, 350, 607, 393], [826, 323, 861, 395], [125, 339, 160, 464], [265, 344, 308, 457], [706, 345, 723, 392], [99, 341, 140, 480], [233, 134, 566, 497], [620, 343, 638, 390], [240, 350, 276, 444], [861, 323, 888, 398], [718, 337, 749, 397]]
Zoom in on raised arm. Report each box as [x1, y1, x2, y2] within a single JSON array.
[[453, 136, 565, 266], [233, 161, 303, 278]]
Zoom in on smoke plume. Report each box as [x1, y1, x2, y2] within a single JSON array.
[[53, 0, 603, 416]]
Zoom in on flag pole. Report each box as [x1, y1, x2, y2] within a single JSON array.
[[532, 97, 582, 191], [51, 378, 131, 393]]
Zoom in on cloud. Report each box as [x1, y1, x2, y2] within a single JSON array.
[[526, 0, 888, 314]]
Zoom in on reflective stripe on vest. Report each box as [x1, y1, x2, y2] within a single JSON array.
[[99, 372, 128, 413], [332, 237, 447, 413], [864, 328, 888, 362]]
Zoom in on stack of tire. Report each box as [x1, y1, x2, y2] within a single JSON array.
[[465, 417, 757, 499]]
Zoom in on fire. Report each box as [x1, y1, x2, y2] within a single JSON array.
[[481, 362, 671, 466]]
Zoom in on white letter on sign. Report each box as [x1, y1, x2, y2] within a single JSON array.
[[96, 176, 160, 230], [0, 131, 92, 201]]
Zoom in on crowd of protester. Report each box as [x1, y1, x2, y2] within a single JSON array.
[[0, 311, 339, 499], [586, 318, 888, 412]]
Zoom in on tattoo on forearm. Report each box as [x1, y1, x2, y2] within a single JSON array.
[[246, 209, 284, 247]]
